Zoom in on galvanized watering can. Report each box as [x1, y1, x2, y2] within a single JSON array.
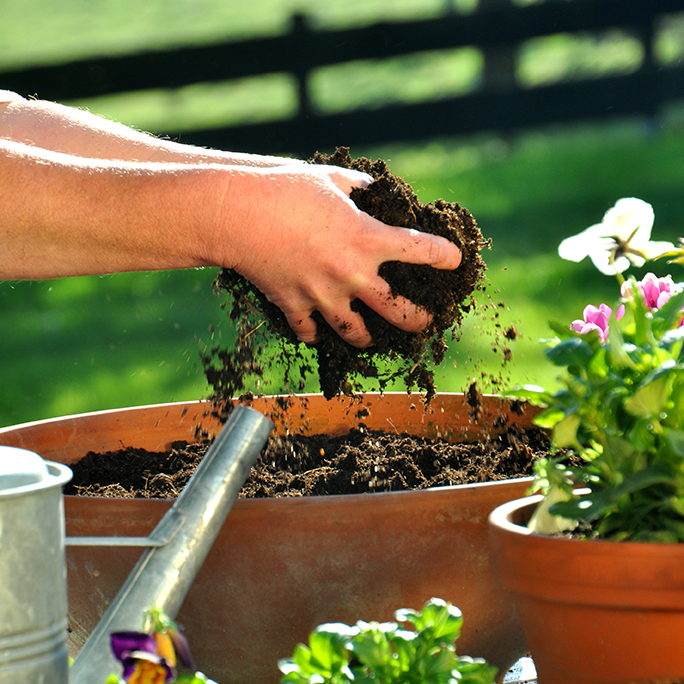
[[0, 404, 271, 684], [0, 445, 72, 683]]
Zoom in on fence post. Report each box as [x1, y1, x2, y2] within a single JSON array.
[[478, 0, 517, 92], [291, 14, 313, 119]]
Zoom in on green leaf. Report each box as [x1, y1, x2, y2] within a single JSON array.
[[624, 366, 673, 418], [548, 320, 572, 338], [281, 599, 493, 684], [664, 429, 684, 457], [551, 412, 581, 450], [350, 625, 394, 671], [421, 646, 456, 678], [454, 656, 498, 684], [606, 323, 636, 369], [533, 405, 566, 430], [410, 598, 462, 643], [505, 384, 552, 405], [175, 674, 219, 684], [104, 676, 123, 684], [545, 338, 594, 368], [631, 528, 680, 543], [551, 467, 672, 522], [308, 625, 356, 670]]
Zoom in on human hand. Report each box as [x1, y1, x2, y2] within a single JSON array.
[[219, 164, 462, 348]]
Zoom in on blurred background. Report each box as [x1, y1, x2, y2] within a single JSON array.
[[2, 0, 684, 427]]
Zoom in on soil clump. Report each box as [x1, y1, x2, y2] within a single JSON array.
[[202, 148, 488, 421]]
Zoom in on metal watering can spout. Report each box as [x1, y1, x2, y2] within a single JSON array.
[[69, 403, 273, 683]]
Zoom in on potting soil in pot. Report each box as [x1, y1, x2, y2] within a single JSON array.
[[63, 420, 550, 499]]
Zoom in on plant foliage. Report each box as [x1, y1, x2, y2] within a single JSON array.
[[278, 598, 497, 684], [513, 199, 684, 542]]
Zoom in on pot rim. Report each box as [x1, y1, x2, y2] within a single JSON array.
[[489, 494, 684, 609], [2, 392, 540, 503], [488, 494, 543, 537], [0, 391, 519, 431]]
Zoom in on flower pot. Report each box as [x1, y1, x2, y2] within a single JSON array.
[[489, 495, 684, 684], [0, 392, 538, 684]]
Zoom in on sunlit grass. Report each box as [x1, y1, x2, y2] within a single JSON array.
[[311, 48, 482, 113], [69, 75, 299, 136]]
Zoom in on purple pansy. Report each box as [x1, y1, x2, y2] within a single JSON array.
[[167, 625, 195, 671], [111, 630, 174, 683], [120, 650, 174, 683], [110, 631, 159, 662]]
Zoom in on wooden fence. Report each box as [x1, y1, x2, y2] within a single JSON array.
[[2, 0, 684, 155]]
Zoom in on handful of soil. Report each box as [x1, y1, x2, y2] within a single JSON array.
[[203, 148, 488, 420]]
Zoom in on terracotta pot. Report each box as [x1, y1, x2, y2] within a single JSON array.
[[0, 392, 538, 684], [489, 494, 684, 684]]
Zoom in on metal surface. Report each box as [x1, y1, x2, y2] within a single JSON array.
[[66, 510, 184, 547], [69, 404, 272, 684], [0, 449, 72, 684]]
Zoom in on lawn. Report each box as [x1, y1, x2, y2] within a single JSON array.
[[1, 0, 684, 427]]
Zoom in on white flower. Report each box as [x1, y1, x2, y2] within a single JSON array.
[[558, 198, 675, 275]]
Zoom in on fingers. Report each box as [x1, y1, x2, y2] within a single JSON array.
[[361, 274, 430, 332], [380, 224, 462, 271], [283, 278, 429, 349], [285, 303, 373, 349], [283, 309, 319, 346]]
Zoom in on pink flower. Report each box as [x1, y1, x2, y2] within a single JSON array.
[[570, 303, 617, 343], [621, 272, 677, 310]]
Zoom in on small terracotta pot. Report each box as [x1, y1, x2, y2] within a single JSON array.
[[489, 495, 684, 684], [0, 393, 538, 684]]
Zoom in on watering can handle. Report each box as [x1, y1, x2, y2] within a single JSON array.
[[65, 507, 185, 547]]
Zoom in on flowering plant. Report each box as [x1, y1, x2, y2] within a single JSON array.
[[514, 198, 684, 542], [106, 608, 216, 684]]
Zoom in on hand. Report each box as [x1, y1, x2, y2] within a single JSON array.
[[221, 164, 462, 348]]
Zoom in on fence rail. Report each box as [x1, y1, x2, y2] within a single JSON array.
[[2, 0, 684, 155]]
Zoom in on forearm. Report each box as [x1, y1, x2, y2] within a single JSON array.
[[0, 139, 228, 279], [0, 92, 303, 167]]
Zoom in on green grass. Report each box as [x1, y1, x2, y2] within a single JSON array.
[[2, 0, 684, 426]]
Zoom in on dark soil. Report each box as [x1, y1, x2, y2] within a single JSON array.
[[64, 422, 550, 499], [202, 148, 489, 422]]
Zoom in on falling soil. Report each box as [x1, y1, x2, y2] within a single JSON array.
[[202, 148, 489, 422], [64, 422, 550, 499], [66, 150, 527, 501]]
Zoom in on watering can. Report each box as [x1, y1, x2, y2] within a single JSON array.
[[0, 403, 271, 684], [0, 445, 72, 683]]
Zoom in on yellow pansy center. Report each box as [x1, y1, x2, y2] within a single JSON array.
[[128, 660, 168, 684]]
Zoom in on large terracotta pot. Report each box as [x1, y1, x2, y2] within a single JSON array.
[[0, 392, 538, 684], [489, 494, 684, 684]]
